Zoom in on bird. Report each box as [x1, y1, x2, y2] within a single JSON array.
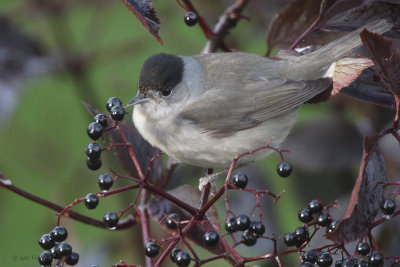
[[127, 19, 392, 170]]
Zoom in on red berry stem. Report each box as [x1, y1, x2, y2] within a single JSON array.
[[114, 123, 146, 180]]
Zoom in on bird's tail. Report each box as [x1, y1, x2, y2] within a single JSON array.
[[309, 19, 393, 62], [289, 19, 393, 80]]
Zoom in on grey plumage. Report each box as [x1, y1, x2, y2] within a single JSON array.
[[180, 54, 332, 137], [129, 19, 392, 169]]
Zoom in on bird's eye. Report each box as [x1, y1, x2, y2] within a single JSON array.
[[161, 87, 172, 97]]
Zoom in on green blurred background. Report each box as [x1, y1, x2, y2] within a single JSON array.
[[0, 1, 398, 266]]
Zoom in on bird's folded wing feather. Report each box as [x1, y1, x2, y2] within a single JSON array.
[[179, 77, 332, 137]]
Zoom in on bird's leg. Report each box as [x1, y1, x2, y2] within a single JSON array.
[[198, 169, 227, 193]]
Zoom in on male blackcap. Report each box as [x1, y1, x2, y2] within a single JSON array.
[[128, 20, 392, 169]]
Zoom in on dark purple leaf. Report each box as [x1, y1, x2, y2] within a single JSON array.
[[361, 29, 400, 101], [342, 68, 395, 109], [122, 0, 162, 44], [320, 1, 400, 34], [266, 0, 323, 54], [326, 136, 385, 243], [266, 0, 366, 53], [315, 0, 365, 28], [84, 102, 162, 182], [302, 1, 400, 46], [147, 184, 225, 254], [267, 0, 400, 54]]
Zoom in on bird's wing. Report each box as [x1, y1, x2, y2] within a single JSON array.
[[179, 77, 331, 137]]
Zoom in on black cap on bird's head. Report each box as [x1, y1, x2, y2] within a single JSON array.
[[140, 53, 184, 96], [128, 53, 184, 106]]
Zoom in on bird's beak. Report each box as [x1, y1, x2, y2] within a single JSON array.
[[127, 93, 149, 106]]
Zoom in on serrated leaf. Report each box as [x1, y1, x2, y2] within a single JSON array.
[[326, 137, 385, 243], [122, 0, 162, 44], [361, 29, 400, 99], [147, 184, 225, 254]]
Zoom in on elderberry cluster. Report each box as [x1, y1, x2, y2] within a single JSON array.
[[85, 97, 126, 171], [284, 200, 337, 254], [299, 250, 332, 267], [296, 199, 338, 232], [225, 214, 266, 246], [334, 240, 384, 267], [330, 241, 384, 266], [164, 212, 219, 246], [38, 226, 79, 266], [143, 241, 192, 267]]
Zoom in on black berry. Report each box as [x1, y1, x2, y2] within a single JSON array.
[[356, 241, 370, 256], [58, 242, 72, 256], [84, 193, 99, 209], [225, 216, 237, 233], [38, 250, 53, 265], [298, 208, 313, 223], [38, 233, 54, 250], [106, 97, 122, 112], [184, 12, 197, 27], [110, 105, 125, 121], [98, 173, 113, 191], [50, 226, 68, 242], [165, 213, 181, 229], [277, 161, 292, 177], [242, 230, 257, 246], [85, 143, 101, 158], [381, 199, 395, 215], [284, 232, 295, 246], [294, 226, 309, 245], [144, 242, 160, 257], [87, 122, 103, 140], [103, 212, 119, 229], [369, 251, 384, 266], [51, 244, 62, 259], [235, 215, 251, 231], [175, 251, 191, 266], [308, 199, 323, 213], [170, 247, 180, 262], [66, 251, 79, 265], [303, 250, 318, 264], [232, 172, 248, 188], [86, 157, 102, 170], [203, 231, 219, 246], [317, 252, 332, 266], [94, 114, 108, 127], [334, 259, 343, 266], [326, 220, 338, 233], [357, 259, 369, 266], [248, 221, 265, 236], [316, 211, 331, 227]]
